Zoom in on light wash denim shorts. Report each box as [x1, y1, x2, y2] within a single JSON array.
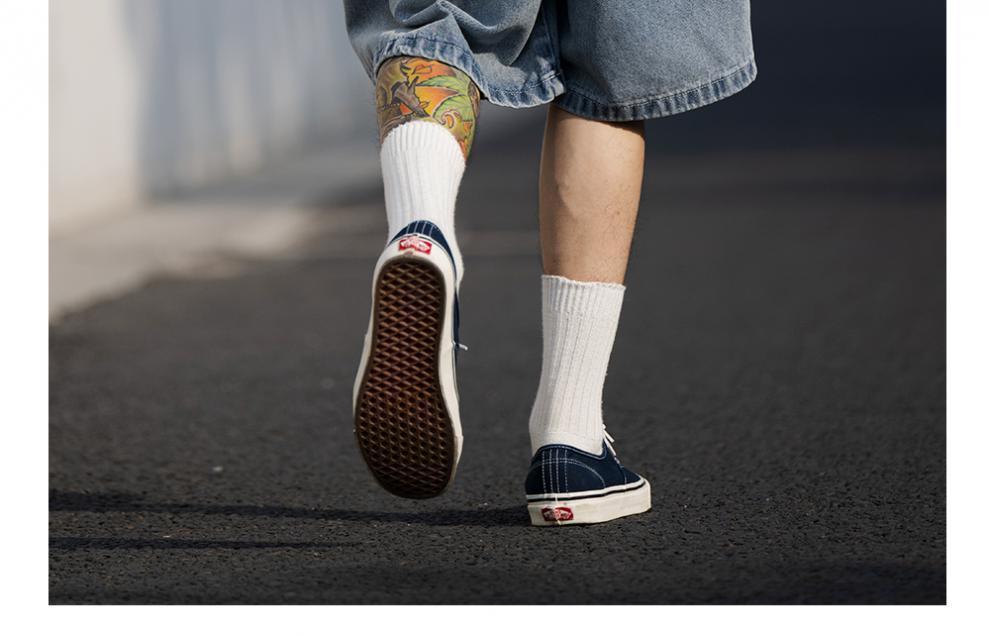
[[344, 1, 756, 121]]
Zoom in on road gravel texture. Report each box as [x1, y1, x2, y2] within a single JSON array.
[[50, 2, 945, 603]]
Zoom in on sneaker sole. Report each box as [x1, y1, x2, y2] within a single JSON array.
[[354, 256, 457, 498], [527, 480, 651, 526]]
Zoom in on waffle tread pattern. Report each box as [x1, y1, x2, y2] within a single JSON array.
[[355, 258, 455, 498]]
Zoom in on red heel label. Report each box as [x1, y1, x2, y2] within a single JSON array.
[[398, 236, 432, 255], [541, 506, 574, 522]]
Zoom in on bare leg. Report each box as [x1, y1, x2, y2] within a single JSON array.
[[373, 56, 480, 279], [539, 104, 645, 283], [353, 57, 479, 499], [527, 105, 653, 526]]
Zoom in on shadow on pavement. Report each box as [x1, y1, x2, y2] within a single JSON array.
[[49, 489, 529, 529], [49, 537, 359, 551]]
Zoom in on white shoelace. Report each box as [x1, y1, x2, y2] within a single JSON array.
[[603, 427, 617, 457]]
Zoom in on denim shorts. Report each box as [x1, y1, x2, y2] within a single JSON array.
[[344, 1, 756, 121]]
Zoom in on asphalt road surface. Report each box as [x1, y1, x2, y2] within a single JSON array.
[[50, 1, 945, 604], [49, 100, 944, 603]]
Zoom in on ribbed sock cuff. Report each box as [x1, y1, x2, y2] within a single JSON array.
[[529, 275, 626, 455], [380, 121, 465, 280], [541, 275, 626, 318]]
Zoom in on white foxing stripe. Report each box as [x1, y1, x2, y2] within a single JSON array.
[[526, 478, 646, 501]]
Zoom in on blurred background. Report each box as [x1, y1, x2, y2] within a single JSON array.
[[49, 0, 943, 313], [51, 0, 374, 313], [50, 1, 945, 603]]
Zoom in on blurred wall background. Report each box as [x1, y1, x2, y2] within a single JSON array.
[[49, 0, 944, 318], [50, 0, 373, 233], [52, 0, 945, 233]]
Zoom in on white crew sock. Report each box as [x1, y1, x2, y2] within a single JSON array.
[[380, 120, 465, 282], [529, 275, 626, 455]]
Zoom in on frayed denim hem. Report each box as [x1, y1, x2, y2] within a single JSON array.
[[370, 36, 756, 122], [554, 58, 758, 122], [372, 36, 565, 109]]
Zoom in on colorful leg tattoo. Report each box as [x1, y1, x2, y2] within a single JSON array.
[[376, 56, 481, 158]]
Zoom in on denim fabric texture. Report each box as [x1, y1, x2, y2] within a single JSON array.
[[344, 1, 756, 121]]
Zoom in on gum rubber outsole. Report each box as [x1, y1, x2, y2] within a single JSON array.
[[354, 258, 456, 499]]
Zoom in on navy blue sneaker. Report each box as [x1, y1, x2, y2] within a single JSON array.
[[353, 220, 463, 499], [525, 435, 651, 526]]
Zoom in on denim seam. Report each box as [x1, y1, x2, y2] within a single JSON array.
[[536, 3, 562, 80], [565, 58, 755, 109], [373, 37, 479, 80], [373, 34, 563, 95]]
